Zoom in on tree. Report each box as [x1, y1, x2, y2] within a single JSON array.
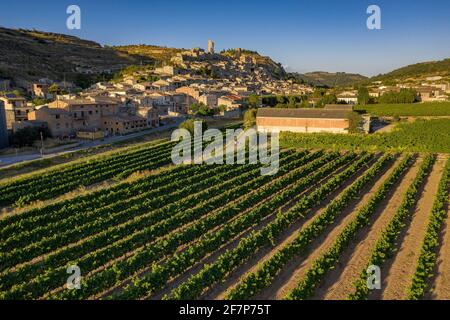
[[247, 94, 260, 108], [32, 98, 52, 106], [347, 112, 363, 134], [243, 109, 258, 130], [261, 95, 277, 107], [358, 87, 370, 105], [218, 105, 228, 113], [379, 88, 417, 104], [48, 84, 67, 95], [12, 126, 51, 148], [189, 103, 214, 116], [324, 94, 337, 105]]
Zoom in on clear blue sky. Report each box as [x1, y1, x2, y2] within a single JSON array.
[[1, 0, 449, 76]]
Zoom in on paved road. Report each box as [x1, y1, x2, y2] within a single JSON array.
[[0, 117, 184, 168]]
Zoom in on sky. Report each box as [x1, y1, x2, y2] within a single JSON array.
[[0, 0, 449, 76]]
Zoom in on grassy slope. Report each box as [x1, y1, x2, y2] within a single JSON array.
[[372, 58, 450, 82], [355, 102, 450, 117]]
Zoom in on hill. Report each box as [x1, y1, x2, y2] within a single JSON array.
[[289, 71, 368, 87], [0, 27, 287, 89], [371, 58, 450, 83], [0, 27, 153, 88], [221, 48, 286, 78], [113, 44, 184, 65]]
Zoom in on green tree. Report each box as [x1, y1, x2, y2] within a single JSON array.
[[243, 109, 258, 130], [247, 94, 260, 108], [189, 103, 214, 116], [379, 88, 417, 104], [347, 112, 363, 134], [319, 94, 337, 107], [48, 84, 64, 95], [12, 126, 51, 148], [357, 87, 370, 105]]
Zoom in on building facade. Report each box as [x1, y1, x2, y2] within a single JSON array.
[[0, 101, 9, 149], [0, 95, 32, 130], [256, 108, 351, 134]]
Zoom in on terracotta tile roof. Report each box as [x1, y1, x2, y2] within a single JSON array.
[[257, 108, 351, 119]]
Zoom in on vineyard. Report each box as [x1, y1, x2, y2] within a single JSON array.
[[0, 139, 449, 301]]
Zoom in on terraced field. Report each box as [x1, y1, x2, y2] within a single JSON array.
[[0, 139, 448, 300]]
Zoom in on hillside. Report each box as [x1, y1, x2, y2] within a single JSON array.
[[0, 27, 287, 89], [114, 45, 184, 65], [289, 71, 368, 87], [116, 46, 287, 79], [372, 58, 450, 82], [0, 28, 153, 88], [221, 48, 286, 78]]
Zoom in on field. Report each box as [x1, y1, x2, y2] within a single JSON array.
[[355, 102, 450, 117], [0, 138, 449, 301], [280, 119, 450, 153]]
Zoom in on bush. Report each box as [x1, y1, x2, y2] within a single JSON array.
[[189, 103, 214, 116], [243, 109, 258, 130], [12, 126, 51, 148]]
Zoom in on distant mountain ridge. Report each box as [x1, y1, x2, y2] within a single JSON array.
[[289, 71, 368, 87]]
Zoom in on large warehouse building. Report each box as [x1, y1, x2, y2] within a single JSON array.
[[256, 107, 351, 134]]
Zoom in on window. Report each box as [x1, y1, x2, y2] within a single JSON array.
[[88, 111, 93, 115], [55, 115, 60, 119]]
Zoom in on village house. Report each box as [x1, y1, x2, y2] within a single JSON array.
[[133, 82, 155, 92], [101, 114, 148, 136], [28, 106, 73, 137], [198, 93, 219, 108], [415, 86, 443, 102], [30, 83, 53, 99], [0, 100, 9, 148], [154, 65, 180, 76], [217, 95, 245, 110], [28, 95, 159, 138], [0, 95, 32, 130], [256, 108, 352, 134], [337, 92, 358, 105], [151, 79, 174, 92]]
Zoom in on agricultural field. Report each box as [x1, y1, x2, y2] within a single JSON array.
[[0, 138, 448, 300], [355, 102, 450, 117], [280, 119, 450, 153]]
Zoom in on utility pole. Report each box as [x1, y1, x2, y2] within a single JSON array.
[[40, 131, 44, 157]]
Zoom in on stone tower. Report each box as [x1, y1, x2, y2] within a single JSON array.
[[208, 40, 215, 54]]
